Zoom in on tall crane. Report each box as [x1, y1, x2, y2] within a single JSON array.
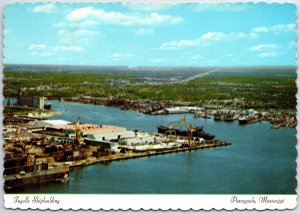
[[180, 116, 195, 147], [74, 117, 81, 147]]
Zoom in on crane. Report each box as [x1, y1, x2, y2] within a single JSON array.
[[74, 117, 82, 147], [180, 116, 196, 147], [13, 128, 26, 153]]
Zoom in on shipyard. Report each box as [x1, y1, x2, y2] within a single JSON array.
[[3, 2, 298, 204], [4, 97, 232, 191], [3, 67, 297, 192], [4, 90, 296, 191]]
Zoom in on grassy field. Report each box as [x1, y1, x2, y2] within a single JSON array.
[[4, 69, 297, 111]]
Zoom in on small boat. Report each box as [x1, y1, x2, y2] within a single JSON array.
[[224, 113, 237, 122], [238, 116, 250, 125], [214, 114, 222, 121], [44, 103, 52, 110]]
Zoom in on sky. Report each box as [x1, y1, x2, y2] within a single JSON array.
[[3, 3, 297, 66]]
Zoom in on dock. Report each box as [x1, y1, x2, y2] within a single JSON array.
[[4, 113, 232, 191], [68, 141, 231, 168]]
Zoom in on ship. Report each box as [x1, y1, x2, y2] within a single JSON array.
[[44, 103, 52, 110], [157, 125, 215, 140], [4, 163, 69, 191], [214, 113, 223, 121], [238, 109, 258, 125], [238, 116, 251, 124], [224, 113, 238, 122]]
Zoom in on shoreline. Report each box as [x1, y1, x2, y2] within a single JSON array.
[[61, 97, 297, 129]]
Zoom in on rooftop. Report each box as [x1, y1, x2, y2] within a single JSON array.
[[53, 124, 126, 132]]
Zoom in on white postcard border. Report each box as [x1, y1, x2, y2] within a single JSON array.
[[1, 0, 299, 212], [3, 194, 297, 210]]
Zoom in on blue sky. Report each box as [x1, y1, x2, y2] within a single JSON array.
[[4, 3, 296, 66]]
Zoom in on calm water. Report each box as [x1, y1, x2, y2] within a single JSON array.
[[12, 101, 297, 194]]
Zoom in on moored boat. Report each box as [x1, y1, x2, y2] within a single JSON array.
[[157, 125, 215, 140], [44, 103, 52, 110]]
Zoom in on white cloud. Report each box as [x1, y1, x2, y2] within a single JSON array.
[[201, 32, 226, 40], [53, 46, 82, 52], [156, 22, 295, 51], [252, 23, 295, 33], [28, 44, 82, 57], [181, 54, 204, 61], [56, 28, 96, 47], [157, 31, 255, 50], [251, 27, 269, 33], [111, 53, 136, 61], [31, 4, 57, 14], [249, 44, 279, 52], [65, 7, 183, 26], [159, 39, 199, 50], [190, 54, 203, 60], [258, 51, 278, 58], [136, 28, 154, 36], [28, 44, 47, 50], [58, 29, 95, 37]]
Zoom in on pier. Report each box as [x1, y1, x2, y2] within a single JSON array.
[[68, 141, 232, 168], [4, 112, 232, 191]]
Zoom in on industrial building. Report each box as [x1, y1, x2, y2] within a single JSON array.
[[17, 91, 45, 110], [118, 135, 155, 146], [31, 120, 160, 151]]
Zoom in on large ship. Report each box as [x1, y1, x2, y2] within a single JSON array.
[[238, 116, 250, 124], [238, 109, 258, 125], [157, 125, 215, 140], [4, 162, 69, 191]]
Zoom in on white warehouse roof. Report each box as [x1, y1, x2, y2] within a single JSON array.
[[30, 119, 71, 127]]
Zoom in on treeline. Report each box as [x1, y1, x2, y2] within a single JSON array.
[[4, 71, 297, 110]]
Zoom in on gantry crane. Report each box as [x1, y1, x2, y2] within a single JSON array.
[[180, 116, 196, 147]]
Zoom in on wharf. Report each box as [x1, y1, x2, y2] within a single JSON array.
[[68, 141, 231, 168], [4, 166, 69, 191]]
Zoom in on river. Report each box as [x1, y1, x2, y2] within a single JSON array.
[[12, 100, 297, 194]]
